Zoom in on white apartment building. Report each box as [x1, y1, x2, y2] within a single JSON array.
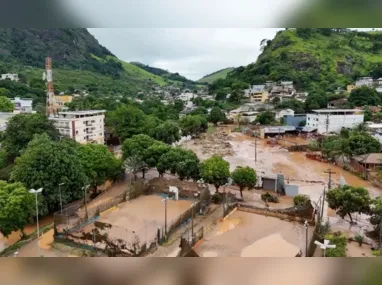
[[355, 77, 373, 87], [49, 110, 106, 144], [1, 74, 19, 81], [11, 97, 34, 113], [306, 109, 364, 134]]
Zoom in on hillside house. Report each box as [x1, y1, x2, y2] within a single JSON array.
[[352, 153, 382, 172], [11, 97, 34, 113], [355, 77, 374, 87], [249, 85, 269, 103], [275, 109, 295, 120], [0, 74, 19, 81]]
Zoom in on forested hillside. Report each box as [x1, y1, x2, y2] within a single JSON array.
[[211, 29, 382, 95]]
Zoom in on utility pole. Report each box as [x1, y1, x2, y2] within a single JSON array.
[[324, 168, 336, 190], [254, 135, 257, 163], [162, 197, 169, 237], [82, 185, 90, 220], [304, 220, 308, 257]]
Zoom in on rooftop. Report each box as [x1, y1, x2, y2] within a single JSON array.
[[311, 109, 362, 113], [58, 110, 106, 115], [353, 153, 382, 164]]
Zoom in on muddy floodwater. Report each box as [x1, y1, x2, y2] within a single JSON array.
[[194, 211, 313, 257]]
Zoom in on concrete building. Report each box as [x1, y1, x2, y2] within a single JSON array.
[[54, 95, 73, 110], [284, 114, 306, 127], [306, 109, 364, 134], [347, 84, 356, 93], [275, 109, 294, 120], [249, 85, 269, 103], [178, 92, 196, 101], [11, 97, 34, 113], [1, 74, 19, 81], [355, 77, 373, 87], [49, 110, 106, 144]]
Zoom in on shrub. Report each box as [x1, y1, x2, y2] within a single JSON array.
[[324, 232, 347, 257], [354, 234, 364, 247], [211, 193, 223, 204], [293, 194, 309, 207], [261, 192, 279, 203]]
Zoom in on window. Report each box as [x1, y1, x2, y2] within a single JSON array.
[[76, 130, 78, 134]]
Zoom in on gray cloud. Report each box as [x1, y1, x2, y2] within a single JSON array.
[[88, 28, 281, 80]]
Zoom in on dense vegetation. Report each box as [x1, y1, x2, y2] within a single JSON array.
[[211, 28, 382, 99]]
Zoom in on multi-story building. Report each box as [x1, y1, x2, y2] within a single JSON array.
[[1, 74, 19, 81], [306, 109, 364, 134], [11, 97, 34, 113], [249, 85, 269, 103], [49, 110, 106, 144], [355, 77, 373, 87]]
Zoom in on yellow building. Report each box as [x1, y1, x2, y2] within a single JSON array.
[[347, 84, 356, 93], [251, 91, 269, 103], [54, 95, 73, 109]]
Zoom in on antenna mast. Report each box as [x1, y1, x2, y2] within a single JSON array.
[[45, 57, 57, 117]]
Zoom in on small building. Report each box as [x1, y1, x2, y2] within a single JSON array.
[[294, 92, 308, 102], [275, 109, 295, 120], [49, 110, 106, 144], [1, 74, 19, 81], [355, 77, 373, 88], [352, 153, 382, 171], [284, 114, 306, 127], [250, 85, 269, 103], [327, 98, 347, 109], [178, 92, 196, 102], [260, 126, 296, 139], [347, 84, 356, 93], [306, 109, 364, 134], [377, 78, 382, 85], [10, 97, 34, 113], [54, 95, 73, 110], [0, 112, 16, 131]]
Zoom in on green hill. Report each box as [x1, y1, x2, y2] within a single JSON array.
[[211, 29, 382, 94], [0, 28, 176, 97], [197, 68, 235, 84]]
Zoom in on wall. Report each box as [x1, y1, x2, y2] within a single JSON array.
[[308, 113, 364, 134], [285, 115, 306, 127], [284, 185, 299, 197]]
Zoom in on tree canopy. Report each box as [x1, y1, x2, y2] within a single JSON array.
[[348, 86, 381, 107], [153, 120, 181, 145], [157, 148, 199, 179], [11, 134, 88, 216], [0, 96, 14, 112], [231, 166, 257, 198], [200, 155, 230, 193], [179, 115, 208, 137], [326, 185, 371, 224], [77, 144, 122, 193], [0, 181, 34, 237], [209, 107, 226, 126], [256, 110, 275, 125]]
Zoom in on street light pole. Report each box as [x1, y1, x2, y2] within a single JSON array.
[[59, 183, 65, 214], [162, 197, 169, 237], [314, 239, 336, 257], [82, 185, 90, 220], [29, 188, 43, 257], [304, 220, 308, 257]]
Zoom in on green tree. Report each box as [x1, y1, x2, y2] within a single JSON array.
[[326, 185, 371, 224], [179, 115, 208, 137], [0, 96, 14, 112], [200, 155, 230, 193], [231, 166, 257, 198], [153, 120, 181, 144], [10, 134, 88, 216], [157, 148, 199, 178], [124, 155, 147, 181], [209, 107, 226, 126], [363, 107, 373, 122], [144, 142, 171, 169], [256, 110, 275, 125], [0, 181, 34, 238], [191, 106, 208, 116], [348, 133, 381, 156], [106, 105, 149, 141], [176, 159, 200, 181], [2, 113, 58, 160], [369, 197, 382, 233], [77, 144, 122, 193], [0, 88, 10, 97], [349, 86, 381, 107]]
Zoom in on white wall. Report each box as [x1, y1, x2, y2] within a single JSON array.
[[307, 113, 364, 134]]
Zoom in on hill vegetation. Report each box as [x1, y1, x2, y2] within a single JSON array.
[[211, 28, 382, 96], [198, 67, 235, 84]]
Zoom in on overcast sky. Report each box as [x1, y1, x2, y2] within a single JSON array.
[[88, 28, 282, 80]]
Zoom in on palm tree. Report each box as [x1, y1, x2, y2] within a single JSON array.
[[124, 155, 147, 181]]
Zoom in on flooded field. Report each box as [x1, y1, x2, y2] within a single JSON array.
[[194, 210, 313, 257], [83, 195, 193, 245]]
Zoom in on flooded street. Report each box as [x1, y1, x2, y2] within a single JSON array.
[[194, 210, 312, 257]]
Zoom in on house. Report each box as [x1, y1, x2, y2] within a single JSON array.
[[179, 92, 196, 101], [376, 87, 382, 93], [0, 112, 16, 131], [280, 81, 294, 89], [54, 95, 73, 110], [275, 109, 295, 120], [306, 109, 364, 134], [347, 84, 356, 93], [334, 87, 346, 94], [249, 85, 269, 103], [377, 78, 382, 85], [327, 98, 347, 108], [352, 153, 382, 171], [269, 84, 295, 100], [294, 92, 308, 102], [0, 74, 19, 81], [355, 77, 373, 87], [10, 97, 34, 113], [49, 110, 106, 144], [228, 105, 259, 123]]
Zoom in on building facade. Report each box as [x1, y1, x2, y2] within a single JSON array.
[[1, 74, 19, 81], [49, 110, 106, 144], [54, 95, 73, 110], [11, 97, 34, 113], [306, 109, 364, 134]]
